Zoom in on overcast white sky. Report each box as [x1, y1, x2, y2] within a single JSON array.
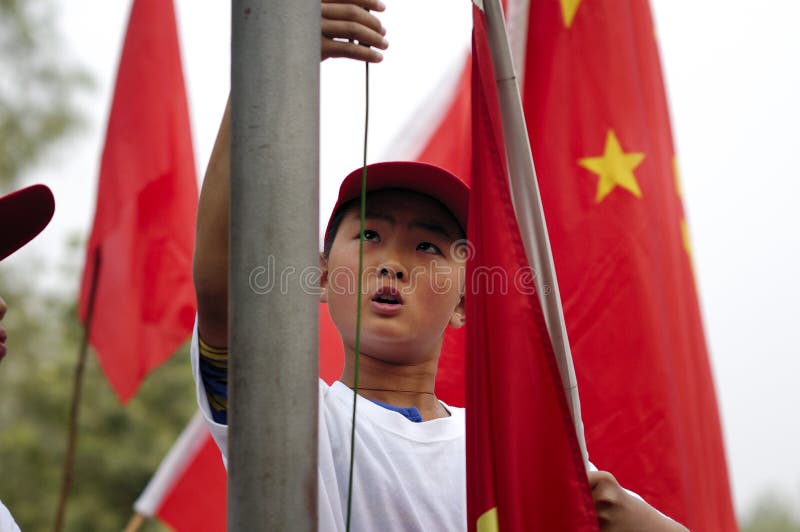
[[10, 0, 800, 519]]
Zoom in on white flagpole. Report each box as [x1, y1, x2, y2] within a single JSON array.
[[478, 0, 589, 466], [132, 412, 209, 518]]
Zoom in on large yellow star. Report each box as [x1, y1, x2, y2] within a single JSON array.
[[579, 130, 645, 202], [560, 0, 582, 27]]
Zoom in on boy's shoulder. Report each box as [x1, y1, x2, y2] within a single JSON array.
[[320, 380, 465, 442]]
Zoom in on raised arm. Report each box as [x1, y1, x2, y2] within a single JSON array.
[[192, 0, 388, 347], [193, 99, 231, 347]]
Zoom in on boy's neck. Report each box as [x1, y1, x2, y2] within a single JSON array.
[[340, 348, 449, 421]]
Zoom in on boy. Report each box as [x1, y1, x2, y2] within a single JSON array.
[[192, 1, 688, 530]]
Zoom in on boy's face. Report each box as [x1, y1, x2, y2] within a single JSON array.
[[321, 189, 466, 365]]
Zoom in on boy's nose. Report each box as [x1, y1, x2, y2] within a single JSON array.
[[379, 266, 404, 281]]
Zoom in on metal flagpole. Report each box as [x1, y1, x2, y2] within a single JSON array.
[[229, 1, 320, 530], [479, 0, 590, 466]]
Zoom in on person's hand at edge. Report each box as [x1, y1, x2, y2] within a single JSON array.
[[322, 0, 388, 62], [589, 471, 690, 532], [0, 296, 7, 363]]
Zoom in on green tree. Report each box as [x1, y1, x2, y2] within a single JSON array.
[[0, 250, 198, 531], [741, 491, 800, 532], [0, 0, 91, 186]]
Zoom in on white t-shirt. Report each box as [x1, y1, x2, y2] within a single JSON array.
[[0, 500, 20, 532], [191, 327, 467, 532], [190, 325, 667, 530]]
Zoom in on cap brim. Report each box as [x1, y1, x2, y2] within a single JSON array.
[[0, 184, 55, 261]]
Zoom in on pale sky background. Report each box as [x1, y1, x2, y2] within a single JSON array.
[[8, 0, 800, 520]]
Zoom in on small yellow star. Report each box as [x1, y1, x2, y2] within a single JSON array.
[[673, 156, 682, 197], [560, 0, 582, 27], [579, 130, 645, 202], [681, 219, 691, 257], [477, 507, 499, 532], [680, 218, 697, 281]]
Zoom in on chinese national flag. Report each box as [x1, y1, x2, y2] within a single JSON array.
[[406, 1, 735, 530], [464, 5, 598, 530], [519, 1, 736, 529], [78, 0, 198, 403]]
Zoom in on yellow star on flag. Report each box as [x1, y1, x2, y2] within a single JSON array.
[[560, 0, 582, 27], [680, 218, 697, 281], [477, 507, 499, 532], [579, 130, 645, 202], [680, 219, 692, 257]]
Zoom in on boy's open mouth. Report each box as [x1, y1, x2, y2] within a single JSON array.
[[371, 286, 404, 306]]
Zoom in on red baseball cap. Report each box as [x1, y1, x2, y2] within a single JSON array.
[[324, 161, 469, 244], [0, 184, 55, 261]]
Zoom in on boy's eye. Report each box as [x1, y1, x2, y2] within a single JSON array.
[[360, 229, 380, 242], [417, 242, 441, 255]]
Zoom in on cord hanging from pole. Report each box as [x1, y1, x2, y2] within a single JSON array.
[[345, 59, 370, 532]]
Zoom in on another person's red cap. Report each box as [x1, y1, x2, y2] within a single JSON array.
[[0, 184, 55, 261], [325, 161, 469, 244]]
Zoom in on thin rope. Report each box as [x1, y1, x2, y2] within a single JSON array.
[[345, 59, 369, 532]]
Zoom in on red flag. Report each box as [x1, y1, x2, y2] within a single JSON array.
[[79, 0, 198, 402], [415, 56, 473, 182], [319, 302, 345, 384], [387, 1, 735, 528], [465, 4, 598, 530], [518, 1, 736, 529], [134, 413, 226, 531]]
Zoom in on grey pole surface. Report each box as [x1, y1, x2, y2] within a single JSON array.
[[229, 1, 319, 530]]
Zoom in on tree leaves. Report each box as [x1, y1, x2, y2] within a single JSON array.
[[0, 0, 91, 187], [0, 256, 196, 531]]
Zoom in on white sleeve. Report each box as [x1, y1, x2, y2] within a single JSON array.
[[190, 318, 229, 468]]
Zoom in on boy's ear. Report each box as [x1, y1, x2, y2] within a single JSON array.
[[449, 295, 465, 329], [319, 253, 329, 303]]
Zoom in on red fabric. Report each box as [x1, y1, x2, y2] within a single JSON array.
[[465, 8, 598, 530], [520, 2, 736, 529], [157, 433, 227, 532], [78, 0, 198, 403], [416, 56, 473, 182], [319, 302, 344, 385]]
